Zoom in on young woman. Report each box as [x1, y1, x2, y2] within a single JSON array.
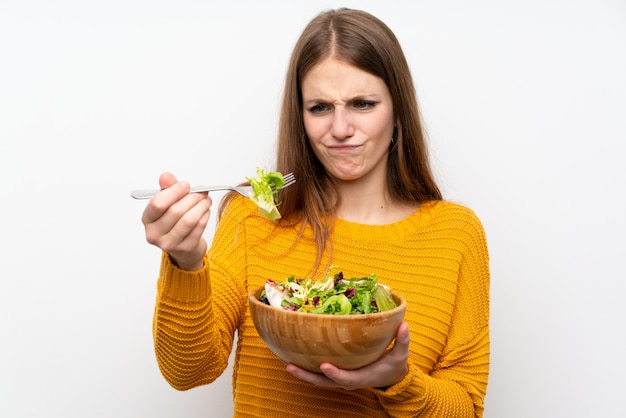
[[141, 8, 490, 417]]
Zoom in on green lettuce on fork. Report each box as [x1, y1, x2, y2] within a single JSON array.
[[260, 267, 398, 315], [246, 167, 285, 221]]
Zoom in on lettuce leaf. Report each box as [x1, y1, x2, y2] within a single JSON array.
[[246, 167, 285, 221]]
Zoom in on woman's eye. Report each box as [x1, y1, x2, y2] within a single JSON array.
[[308, 104, 329, 114], [353, 100, 376, 110]]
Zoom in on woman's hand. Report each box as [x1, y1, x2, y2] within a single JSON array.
[[141, 172, 212, 270], [286, 322, 411, 390]]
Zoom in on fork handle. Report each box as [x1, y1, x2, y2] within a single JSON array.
[[130, 186, 230, 200], [130, 189, 164, 199]]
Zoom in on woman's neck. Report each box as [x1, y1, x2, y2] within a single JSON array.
[[335, 176, 418, 225]]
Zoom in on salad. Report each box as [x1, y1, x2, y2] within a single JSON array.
[[246, 167, 285, 221], [259, 267, 398, 315]]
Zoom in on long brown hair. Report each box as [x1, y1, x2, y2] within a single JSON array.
[[222, 8, 442, 272]]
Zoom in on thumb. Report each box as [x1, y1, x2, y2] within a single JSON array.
[[395, 322, 410, 348], [159, 172, 179, 189]]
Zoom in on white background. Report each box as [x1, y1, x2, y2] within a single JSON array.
[[1, 0, 625, 417]]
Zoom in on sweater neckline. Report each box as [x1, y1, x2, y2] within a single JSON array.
[[332, 201, 437, 242]]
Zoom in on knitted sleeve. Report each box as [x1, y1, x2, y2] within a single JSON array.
[[373, 207, 490, 417], [151, 199, 250, 391]]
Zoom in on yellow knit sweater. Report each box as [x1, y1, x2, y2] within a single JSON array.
[[153, 196, 490, 417]]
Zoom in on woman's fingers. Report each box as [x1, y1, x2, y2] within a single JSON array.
[[141, 180, 189, 226], [287, 322, 411, 390], [141, 173, 213, 269], [164, 195, 211, 270], [158, 194, 212, 253]]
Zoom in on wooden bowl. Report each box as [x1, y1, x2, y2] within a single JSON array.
[[248, 286, 407, 373]]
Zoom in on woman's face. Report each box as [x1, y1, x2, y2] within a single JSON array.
[[301, 58, 395, 182]]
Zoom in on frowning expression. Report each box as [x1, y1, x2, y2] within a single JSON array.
[[301, 58, 395, 182]]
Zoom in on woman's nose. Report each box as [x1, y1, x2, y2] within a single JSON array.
[[330, 108, 354, 140]]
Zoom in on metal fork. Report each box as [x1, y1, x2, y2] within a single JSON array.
[[130, 172, 296, 200]]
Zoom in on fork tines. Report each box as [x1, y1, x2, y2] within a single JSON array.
[[282, 172, 296, 188]]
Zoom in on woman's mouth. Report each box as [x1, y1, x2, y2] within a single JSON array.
[[327, 144, 361, 154]]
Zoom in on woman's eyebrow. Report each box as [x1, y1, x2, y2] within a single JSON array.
[[302, 93, 381, 103]]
